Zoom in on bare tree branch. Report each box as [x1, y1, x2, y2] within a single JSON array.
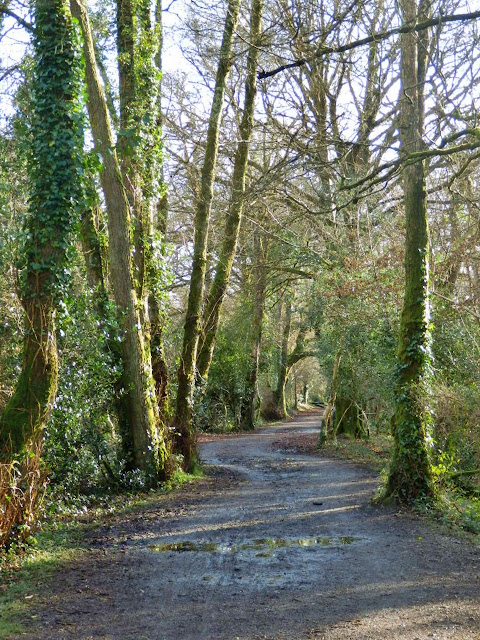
[[0, 3, 33, 32], [259, 11, 480, 80]]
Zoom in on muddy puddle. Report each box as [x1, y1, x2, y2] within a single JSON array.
[[148, 535, 359, 554], [14, 410, 480, 640]]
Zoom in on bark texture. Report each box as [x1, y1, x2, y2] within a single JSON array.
[[240, 229, 268, 430], [0, 296, 58, 455], [71, 0, 169, 479], [174, 0, 241, 471], [80, 193, 134, 468], [273, 298, 292, 419], [386, 0, 434, 502], [333, 397, 367, 440], [149, 0, 170, 415], [196, 0, 263, 385]]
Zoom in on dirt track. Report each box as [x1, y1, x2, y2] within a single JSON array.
[[13, 411, 480, 639]]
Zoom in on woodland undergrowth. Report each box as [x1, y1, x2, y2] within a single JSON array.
[[0, 447, 46, 550]]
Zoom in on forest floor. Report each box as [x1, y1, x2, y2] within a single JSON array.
[[6, 410, 480, 640]]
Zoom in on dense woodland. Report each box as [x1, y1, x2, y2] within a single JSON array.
[[1, 0, 480, 549]]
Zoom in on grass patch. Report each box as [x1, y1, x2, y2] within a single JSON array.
[[445, 493, 480, 534], [0, 468, 203, 638], [319, 435, 393, 472], [408, 489, 480, 540], [0, 526, 86, 639]]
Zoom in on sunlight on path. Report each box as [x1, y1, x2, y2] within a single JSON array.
[[16, 411, 480, 640]]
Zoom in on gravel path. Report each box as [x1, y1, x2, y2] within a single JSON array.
[[13, 411, 480, 639]]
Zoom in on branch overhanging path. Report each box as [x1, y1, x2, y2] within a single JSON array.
[[258, 10, 480, 80]]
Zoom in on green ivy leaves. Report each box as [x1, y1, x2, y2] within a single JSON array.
[[23, 0, 85, 304]]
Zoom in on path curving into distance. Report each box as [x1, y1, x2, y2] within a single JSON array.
[[16, 410, 480, 640]]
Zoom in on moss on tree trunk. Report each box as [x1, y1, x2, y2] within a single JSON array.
[[273, 298, 292, 419], [173, 0, 241, 471], [0, 0, 83, 457], [0, 298, 58, 455], [240, 229, 268, 431], [385, 0, 434, 503], [71, 0, 170, 481], [196, 0, 263, 386], [80, 193, 137, 470], [334, 397, 367, 440]]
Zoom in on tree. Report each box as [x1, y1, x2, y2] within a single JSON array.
[[385, 0, 435, 503], [116, 0, 171, 420], [196, 0, 264, 386], [71, 0, 170, 480], [240, 225, 268, 430], [173, 0, 241, 471], [0, 0, 83, 456]]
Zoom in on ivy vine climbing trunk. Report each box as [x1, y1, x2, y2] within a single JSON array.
[[116, 0, 170, 420], [0, 0, 83, 455], [173, 0, 241, 471], [385, 0, 434, 503], [196, 0, 263, 386], [71, 0, 169, 480], [117, 0, 144, 301], [148, 0, 170, 418]]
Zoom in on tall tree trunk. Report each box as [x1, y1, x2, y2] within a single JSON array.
[[80, 185, 134, 467], [0, 0, 83, 456], [116, 0, 170, 419], [173, 0, 241, 471], [320, 348, 342, 445], [240, 229, 268, 430], [148, 0, 170, 416], [386, 0, 434, 503], [196, 0, 263, 385], [333, 397, 367, 439], [71, 0, 169, 480], [273, 297, 292, 419], [149, 193, 170, 417], [117, 0, 144, 300]]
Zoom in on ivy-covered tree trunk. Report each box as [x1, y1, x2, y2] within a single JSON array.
[[173, 0, 241, 471], [116, 0, 170, 421], [0, 294, 58, 456], [117, 0, 144, 298], [0, 0, 83, 455], [148, 0, 170, 416], [149, 194, 170, 417], [385, 0, 434, 503], [240, 229, 268, 431], [71, 0, 169, 480], [196, 0, 263, 385]]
